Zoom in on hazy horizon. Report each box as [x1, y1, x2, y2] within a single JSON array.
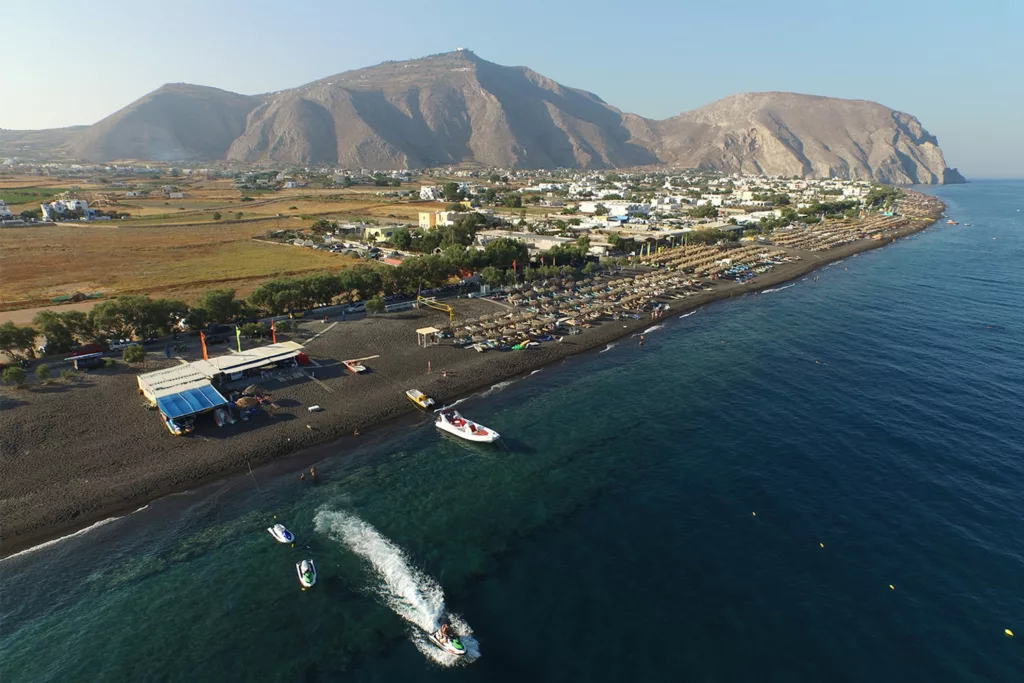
[[2, 0, 1019, 177]]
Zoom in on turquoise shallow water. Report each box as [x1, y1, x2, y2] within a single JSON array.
[[3, 181, 1024, 682]]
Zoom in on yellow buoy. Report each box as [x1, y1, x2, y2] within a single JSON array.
[[752, 512, 756, 517], [1006, 629, 1014, 637], [820, 543, 824, 548], [889, 585, 895, 590]]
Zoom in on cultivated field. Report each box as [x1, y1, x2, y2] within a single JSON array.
[[0, 220, 356, 310]]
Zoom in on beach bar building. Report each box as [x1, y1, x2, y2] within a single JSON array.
[[137, 341, 306, 424]]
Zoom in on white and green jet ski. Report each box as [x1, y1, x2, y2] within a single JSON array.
[[296, 559, 316, 589], [427, 625, 466, 656]]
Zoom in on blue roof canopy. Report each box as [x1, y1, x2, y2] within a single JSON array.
[[157, 383, 229, 420]]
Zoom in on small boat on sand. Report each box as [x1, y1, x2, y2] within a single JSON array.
[[406, 389, 435, 409], [436, 409, 500, 443], [947, 219, 959, 225], [344, 360, 367, 373]]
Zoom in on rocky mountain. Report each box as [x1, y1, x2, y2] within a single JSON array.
[[2, 51, 965, 183]]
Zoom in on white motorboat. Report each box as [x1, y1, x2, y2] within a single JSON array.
[[267, 523, 295, 544], [435, 409, 500, 443], [296, 559, 317, 589]]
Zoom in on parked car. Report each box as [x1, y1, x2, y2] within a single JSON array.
[[71, 343, 104, 357], [108, 339, 138, 352], [202, 325, 231, 344]]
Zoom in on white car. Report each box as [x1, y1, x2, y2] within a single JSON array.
[[108, 339, 138, 352]]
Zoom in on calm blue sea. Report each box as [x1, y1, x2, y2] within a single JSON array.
[[3, 181, 1023, 682]]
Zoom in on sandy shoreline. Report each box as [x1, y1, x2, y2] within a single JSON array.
[[0, 215, 941, 558]]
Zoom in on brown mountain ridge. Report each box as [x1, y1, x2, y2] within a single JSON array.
[[3, 50, 965, 183]]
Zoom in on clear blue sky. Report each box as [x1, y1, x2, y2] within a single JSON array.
[[2, 0, 1019, 177]]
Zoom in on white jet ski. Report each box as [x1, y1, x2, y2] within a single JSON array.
[[267, 523, 295, 544], [428, 625, 467, 657], [296, 559, 317, 589]]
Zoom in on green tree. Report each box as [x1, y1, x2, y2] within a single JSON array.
[[2, 366, 27, 387], [581, 261, 600, 276], [33, 311, 77, 353], [365, 296, 386, 316], [391, 227, 413, 250], [196, 289, 242, 323], [503, 194, 523, 208], [480, 266, 506, 287], [0, 321, 37, 359], [482, 237, 529, 270], [123, 345, 146, 364], [689, 204, 719, 219], [489, 173, 502, 183], [239, 322, 266, 339], [35, 363, 52, 382], [595, 206, 608, 216], [212, 211, 222, 220], [442, 182, 463, 202]]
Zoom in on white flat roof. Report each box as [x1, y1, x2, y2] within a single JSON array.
[[138, 341, 304, 392]]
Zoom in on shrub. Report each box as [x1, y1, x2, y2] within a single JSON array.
[[272, 319, 292, 333], [61, 369, 78, 381], [35, 363, 52, 382], [212, 212, 222, 220], [365, 296, 386, 316], [123, 345, 146, 364], [240, 322, 265, 338], [288, 206, 298, 210], [2, 366, 27, 387], [240, 196, 254, 202], [235, 212, 243, 220], [104, 358, 116, 368]]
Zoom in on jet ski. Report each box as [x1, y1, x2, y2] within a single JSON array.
[[428, 626, 466, 657], [267, 523, 295, 544], [296, 559, 317, 589]]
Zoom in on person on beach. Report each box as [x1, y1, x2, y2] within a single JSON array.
[[299, 473, 306, 481], [309, 466, 317, 478]]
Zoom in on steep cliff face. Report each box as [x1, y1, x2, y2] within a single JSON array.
[[653, 92, 960, 184], [26, 51, 964, 183]]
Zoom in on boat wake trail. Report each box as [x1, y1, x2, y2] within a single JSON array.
[[313, 509, 480, 666], [599, 342, 618, 353], [761, 283, 796, 294]]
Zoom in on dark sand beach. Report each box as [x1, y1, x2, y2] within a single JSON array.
[[0, 219, 939, 557]]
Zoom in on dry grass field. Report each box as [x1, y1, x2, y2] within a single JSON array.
[[0, 172, 487, 313], [0, 220, 356, 310]]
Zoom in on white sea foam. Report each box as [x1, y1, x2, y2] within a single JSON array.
[[314, 509, 480, 666], [530, 369, 543, 376], [761, 283, 796, 294], [643, 324, 665, 334], [599, 342, 618, 353], [678, 309, 698, 319], [2, 516, 122, 562], [478, 379, 515, 397]]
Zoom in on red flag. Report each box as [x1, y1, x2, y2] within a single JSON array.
[[200, 331, 209, 360], [512, 259, 517, 272], [271, 320, 277, 344]]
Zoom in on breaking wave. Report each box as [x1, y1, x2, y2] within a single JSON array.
[[314, 509, 480, 666], [599, 342, 618, 353], [761, 283, 796, 294]]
